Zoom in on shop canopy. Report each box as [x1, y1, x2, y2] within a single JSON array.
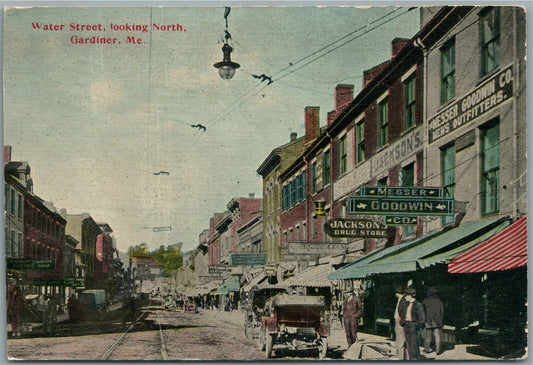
[[328, 216, 511, 280], [217, 275, 241, 294], [283, 264, 333, 288], [448, 216, 527, 273]]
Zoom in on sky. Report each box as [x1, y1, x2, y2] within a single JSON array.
[[3, 5, 420, 253]]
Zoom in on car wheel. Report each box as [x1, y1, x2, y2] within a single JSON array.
[[266, 334, 274, 358], [319, 337, 328, 359]]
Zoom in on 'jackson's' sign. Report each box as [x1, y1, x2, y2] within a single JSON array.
[[324, 218, 388, 238], [428, 64, 513, 144]]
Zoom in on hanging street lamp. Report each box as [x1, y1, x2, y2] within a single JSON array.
[[213, 7, 240, 80]]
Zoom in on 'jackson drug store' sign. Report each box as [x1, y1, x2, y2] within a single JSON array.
[[427, 64, 513, 144]]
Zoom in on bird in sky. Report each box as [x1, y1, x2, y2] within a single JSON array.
[[191, 124, 207, 132], [153, 171, 170, 176], [252, 74, 273, 85]]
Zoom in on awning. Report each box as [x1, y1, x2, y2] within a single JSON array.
[[283, 264, 332, 288], [328, 216, 510, 280], [217, 275, 241, 294], [448, 216, 527, 273], [241, 272, 268, 292]]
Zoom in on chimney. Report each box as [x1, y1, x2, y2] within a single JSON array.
[[4, 146, 12, 164], [391, 38, 410, 57], [304, 106, 320, 144], [334, 84, 354, 110], [290, 132, 297, 142]]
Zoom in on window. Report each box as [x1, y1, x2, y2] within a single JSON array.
[[480, 7, 500, 77], [441, 144, 456, 225], [311, 162, 317, 193], [4, 186, 9, 211], [378, 99, 388, 148], [10, 230, 15, 257], [378, 176, 388, 187], [440, 39, 455, 104], [17, 194, 22, 219], [356, 120, 365, 164], [404, 75, 416, 129], [17, 233, 22, 258], [290, 179, 297, 206], [324, 150, 331, 186], [282, 185, 289, 210], [340, 135, 347, 175], [481, 121, 499, 216], [10, 189, 15, 215], [401, 164, 415, 237]]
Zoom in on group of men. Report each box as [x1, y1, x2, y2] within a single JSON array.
[[394, 286, 444, 360], [341, 285, 444, 360]]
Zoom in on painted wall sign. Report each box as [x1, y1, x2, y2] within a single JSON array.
[[324, 218, 388, 238], [373, 127, 423, 173], [360, 186, 444, 198], [230, 253, 267, 266], [208, 264, 231, 274], [385, 216, 418, 226], [428, 64, 513, 144], [287, 242, 346, 255], [348, 197, 454, 215]]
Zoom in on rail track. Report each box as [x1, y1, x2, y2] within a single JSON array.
[[100, 299, 169, 361]]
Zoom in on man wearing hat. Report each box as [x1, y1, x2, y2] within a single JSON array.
[[423, 287, 444, 355], [399, 288, 425, 360], [342, 288, 362, 347], [393, 285, 407, 359]]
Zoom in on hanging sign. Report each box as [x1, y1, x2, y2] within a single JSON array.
[[230, 253, 267, 266], [7, 259, 55, 271], [360, 186, 444, 199], [348, 197, 454, 216], [324, 218, 388, 238], [385, 216, 418, 226]]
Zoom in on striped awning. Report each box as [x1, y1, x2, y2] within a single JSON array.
[[283, 264, 332, 288], [448, 216, 527, 273]]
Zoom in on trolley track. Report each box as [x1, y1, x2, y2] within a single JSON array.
[[101, 300, 168, 361]]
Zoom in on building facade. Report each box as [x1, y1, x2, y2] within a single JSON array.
[[257, 132, 307, 264]]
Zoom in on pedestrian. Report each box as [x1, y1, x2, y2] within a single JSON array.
[[342, 288, 363, 347], [399, 288, 425, 360], [393, 285, 406, 360], [423, 287, 444, 355], [7, 282, 25, 337]]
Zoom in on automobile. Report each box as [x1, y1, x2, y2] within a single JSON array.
[[242, 285, 287, 340], [259, 294, 329, 359]]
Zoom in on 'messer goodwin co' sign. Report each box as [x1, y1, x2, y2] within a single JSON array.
[[428, 64, 513, 144]]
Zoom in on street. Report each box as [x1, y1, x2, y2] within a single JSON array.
[[7, 307, 336, 361]]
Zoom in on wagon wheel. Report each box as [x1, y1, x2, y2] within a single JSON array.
[[318, 337, 328, 359], [266, 334, 274, 358]]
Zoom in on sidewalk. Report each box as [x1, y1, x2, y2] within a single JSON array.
[[327, 319, 494, 361]]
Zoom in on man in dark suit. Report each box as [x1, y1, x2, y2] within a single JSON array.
[[423, 287, 444, 355], [342, 288, 363, 346]]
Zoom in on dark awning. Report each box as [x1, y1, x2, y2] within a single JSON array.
[[328, 216, 510, 280], [448, 216, 527, 273]]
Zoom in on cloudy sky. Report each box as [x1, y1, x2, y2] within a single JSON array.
[[3, 5, 420, 253]]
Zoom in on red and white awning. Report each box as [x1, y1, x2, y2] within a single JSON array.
[[448, 216, 527, 273]]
